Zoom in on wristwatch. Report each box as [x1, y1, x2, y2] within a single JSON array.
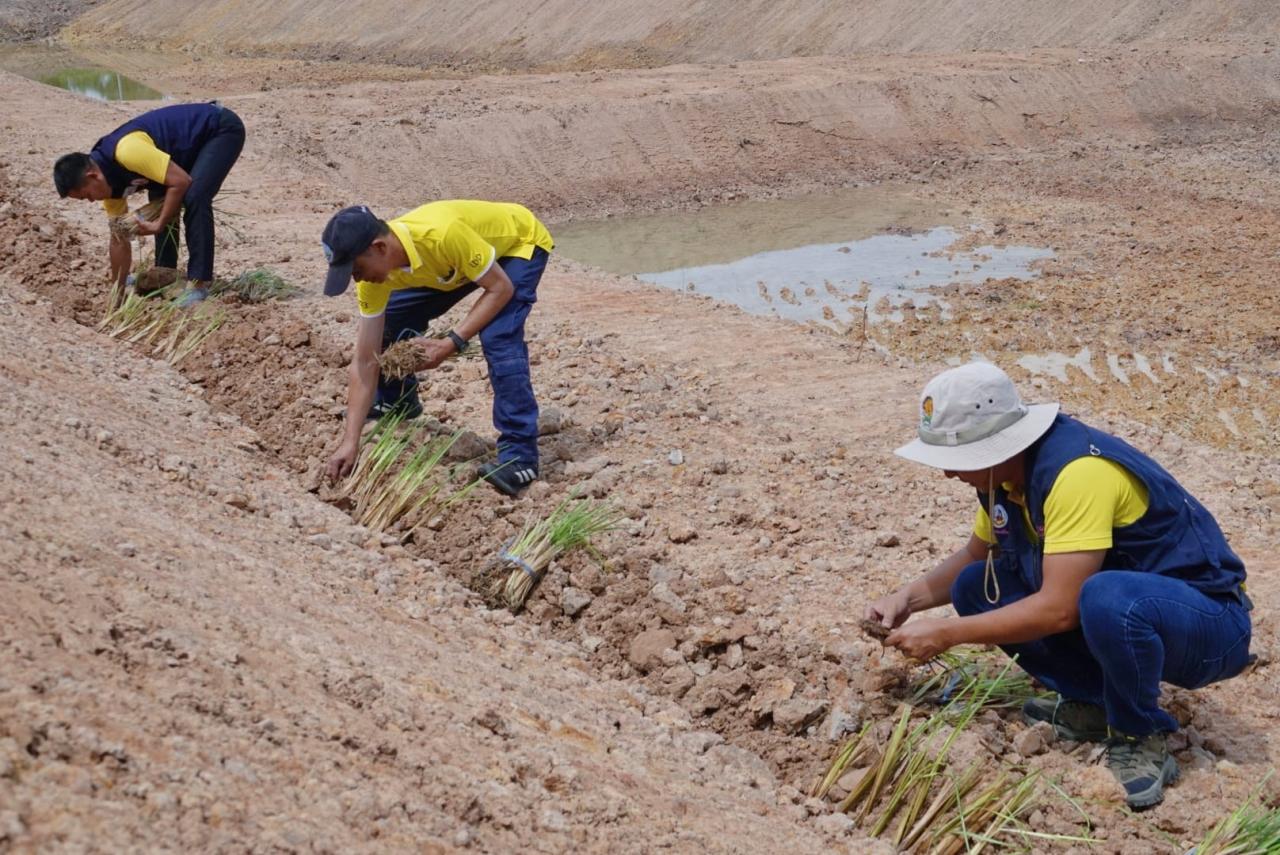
[[447, 330, 469, 353]]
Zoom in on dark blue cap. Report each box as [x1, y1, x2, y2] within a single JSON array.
[[321, 205, 383, 296]]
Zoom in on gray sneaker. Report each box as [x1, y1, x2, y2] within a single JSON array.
[[175, 286, 209, 308], [1022, 695, 1109, 742], [1105, 732, 1178, 810]]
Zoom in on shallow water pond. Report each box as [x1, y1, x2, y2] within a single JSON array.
[[553, 186, 1052, 328]]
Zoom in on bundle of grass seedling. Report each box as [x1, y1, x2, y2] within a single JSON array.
[[812, 659, 1089, 852], [498, 497, 622, 612], [98, 287, 225, 365], [343, 411, 483, 535], [1194, 773, 1280, 855], [210, 268, 302, 303], [908, 647, 1048, 714], [379, 334, 486, 382], [108, 193, 247, 244], [108, 199, 165, 241], [379, 339, 424, 381]]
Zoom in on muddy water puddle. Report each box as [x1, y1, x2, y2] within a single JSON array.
[[553, 186, 1052, 328], [0, 46, 163, 101]]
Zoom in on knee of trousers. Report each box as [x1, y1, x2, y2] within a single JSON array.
[[182, 196, 214, 216], [1077, 573, 1133, 634]]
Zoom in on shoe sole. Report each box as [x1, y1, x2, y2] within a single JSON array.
[[1124, 754, 1180, 811], [1020, 709, 1109, 743]]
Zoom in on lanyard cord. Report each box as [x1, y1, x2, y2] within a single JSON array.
[[984, 468, 1001, 604]]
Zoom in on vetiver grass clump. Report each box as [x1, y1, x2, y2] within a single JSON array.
[[1194, 773, 1280, 855], [908, 648, 1049, 713], [342, 411, 483, 536], [497, 497, 622, 612], [210, 268, 302, 303], [814, 657, 1092, 852], [99, 287, 225, 365]]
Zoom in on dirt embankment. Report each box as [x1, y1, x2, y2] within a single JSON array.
[[4, 113, 1280, 850], [0, 177, 847, 853], [2, 8, 1280, 850], [61, 0, 1280, 69], [0, 0, 91, 42]]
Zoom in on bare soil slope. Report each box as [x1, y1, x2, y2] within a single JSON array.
[[62, 0, 1280, 68], [0, 0, 89, 41], [2, 2, 1280, 850], [0, 217, 832, 853]]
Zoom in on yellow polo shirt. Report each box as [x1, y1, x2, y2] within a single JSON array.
[[974, 456, 1149, 554], [101, 132, 172, 218], [355, 200, 554, 318]]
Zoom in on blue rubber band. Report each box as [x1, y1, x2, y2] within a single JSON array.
[[501, 550, 539, 580]]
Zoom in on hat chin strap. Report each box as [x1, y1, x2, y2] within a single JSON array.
[[984, 467, 1001, 605]]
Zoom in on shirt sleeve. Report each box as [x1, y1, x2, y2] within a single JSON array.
[[973, 506, 994, 544], [439, 220, 497, 283], [1042, 457, 1147, 555], [102, 198, 129, 217], [355, 280, 391, 318], [113, 131, 171, 184]]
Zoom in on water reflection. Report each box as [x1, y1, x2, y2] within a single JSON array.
[[37, 68, 162, 101]]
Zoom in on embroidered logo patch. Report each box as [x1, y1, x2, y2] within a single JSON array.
[[921, 396, 934, 428], [322, 242, 334, 264], [991, 503, 1010, 533], [469, 251, 484, 270]]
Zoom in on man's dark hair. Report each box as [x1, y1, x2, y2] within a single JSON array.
[[53, 153, 92, 198]]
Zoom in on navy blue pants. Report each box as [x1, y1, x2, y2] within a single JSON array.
[[151, 106, 245, 282], [951, 560, 1251, 736], [376, 247, 547, 467]]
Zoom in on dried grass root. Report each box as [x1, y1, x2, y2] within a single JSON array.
[[108, 199, 165, 240], [860, 617, 892, 642], [378, 340, 424, 381]]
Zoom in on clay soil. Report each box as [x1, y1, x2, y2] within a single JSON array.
[[2, 6, 1280, 853]]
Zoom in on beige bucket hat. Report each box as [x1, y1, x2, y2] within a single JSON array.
[[894, 362, 1059, 471]]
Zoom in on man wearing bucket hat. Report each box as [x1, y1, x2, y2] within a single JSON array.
[[867, 361, 1251, 809], [320, 201, 553, 497]]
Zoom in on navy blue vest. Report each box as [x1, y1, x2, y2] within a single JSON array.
[[89, 103, 223, 199], [979, 415, 1246, 596]]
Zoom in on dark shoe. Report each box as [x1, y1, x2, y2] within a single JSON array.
[[366, 398, 422, 423], [478, 461, 538, 497], [1022, 695, 1110, 742], [1105, 732, 1178, 810]]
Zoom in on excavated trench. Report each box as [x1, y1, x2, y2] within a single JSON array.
[[7, 162, 1250, 851]]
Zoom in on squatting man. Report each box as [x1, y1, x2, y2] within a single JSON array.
[[867, 362, 1251, 810]]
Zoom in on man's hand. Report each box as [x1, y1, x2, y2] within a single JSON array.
[[326, 438, 360, 483], [132, 215, 166, 238], [865, 588, 914, 631], [886, 618, 955, 662], [415, 337, 456, 370]]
